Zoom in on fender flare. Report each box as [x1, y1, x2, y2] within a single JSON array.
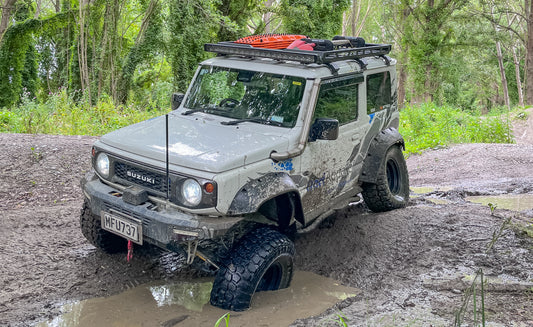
[[359, 127, 405, 184], [227, 172, 304, 225]]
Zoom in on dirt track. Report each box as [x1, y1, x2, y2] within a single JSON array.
[[1, 131, 533, 326]]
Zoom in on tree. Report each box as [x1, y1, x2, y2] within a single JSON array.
[[398, 0, 470, 103], [117, 0, 162, 103], [0, 3, 69, 108], [216, 0, 259, 41], [279, 0, 350, 38], [342, 0, 371, 37]]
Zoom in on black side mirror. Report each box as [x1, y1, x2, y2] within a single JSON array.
[[309, 118, 339, 142], [171, 93, 185, 110]]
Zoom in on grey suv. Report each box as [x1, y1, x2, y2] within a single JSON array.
[[80, 35, 409, 311]]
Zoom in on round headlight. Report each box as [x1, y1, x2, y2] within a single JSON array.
[[95, 153, 110, 178], [182, 179, 202, 206]]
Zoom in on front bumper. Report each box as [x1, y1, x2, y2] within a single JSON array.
[[81, 170, 242, 250]]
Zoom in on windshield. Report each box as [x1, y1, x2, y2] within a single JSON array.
[[184, 66, 305, 128]]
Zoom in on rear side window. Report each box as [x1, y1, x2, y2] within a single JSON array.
[[366, 72, 391, 114], [313, 75, 361, 125]]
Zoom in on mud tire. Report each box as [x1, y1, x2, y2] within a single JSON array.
[[362, 145, 409, 212], [210, 227, 294, 311], [80, 200, 127, 253]]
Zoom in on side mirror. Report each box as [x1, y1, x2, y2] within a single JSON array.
[[171, 93, 185, 110], [309, 118, 339, 142]]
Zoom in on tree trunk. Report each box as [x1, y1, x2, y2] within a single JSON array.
[[525, 0, 533, 104], [342, 11, 346, 35], [351, 0, 359, 36], [512, 45, 525, 107], [78, 0, 91, 102], [496, 40, 511, 110], [424, 64, 433, 102], [0, 0, 17, 44], [263, 0, 275, 33], [398, 62, 407, 109], [34, 0, 42, 19]]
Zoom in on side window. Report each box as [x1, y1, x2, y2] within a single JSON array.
[[366, 72, 391, 114], [313, 76, 360, 125]]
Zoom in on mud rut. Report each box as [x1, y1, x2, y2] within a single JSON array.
[[1, 133, 532, 327]]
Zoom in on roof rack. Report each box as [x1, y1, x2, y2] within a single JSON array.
[[204, 41, 391, 65]]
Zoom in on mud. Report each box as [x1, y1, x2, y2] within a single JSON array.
[[1, 133, 533, 327], [467, 194, 533, 211]]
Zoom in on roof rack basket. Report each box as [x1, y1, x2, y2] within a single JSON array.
[[204, 42, 391, 65]]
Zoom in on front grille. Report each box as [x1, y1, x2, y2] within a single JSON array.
[[114, 161, 168, 194]]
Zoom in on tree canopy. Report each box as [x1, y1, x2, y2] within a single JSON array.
[[0, 0, 531, 111]]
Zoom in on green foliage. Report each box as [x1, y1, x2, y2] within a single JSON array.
[[0, 0, 529, 126], [216, 0, 259, 41], [279, 0, 350, 38], [0, 88, 165, 135], [167, 0, 219, 91], [400, 103, 514, 154], [0, 11, 70, 108], [117, 0, 165, 103]]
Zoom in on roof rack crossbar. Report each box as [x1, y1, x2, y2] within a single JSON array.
[[204, 42, 391, 65]]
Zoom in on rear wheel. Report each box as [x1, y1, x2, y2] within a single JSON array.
[[362, 145, 409, 212], [210, 227, 294, 311], [80, 200, 127, 253]]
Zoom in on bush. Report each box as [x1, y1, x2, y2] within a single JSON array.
[[400, 103, 513, 155], [0, 88, 166, 136]]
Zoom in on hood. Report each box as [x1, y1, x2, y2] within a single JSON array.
[[98, 113, 290, 173]]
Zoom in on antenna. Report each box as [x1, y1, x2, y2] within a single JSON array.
[[165, 114, 170, 200]]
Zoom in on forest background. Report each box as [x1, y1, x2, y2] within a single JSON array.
[[0, 0, 529, 153]]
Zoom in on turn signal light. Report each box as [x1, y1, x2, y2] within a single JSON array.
[[204, 183, 215, 193]]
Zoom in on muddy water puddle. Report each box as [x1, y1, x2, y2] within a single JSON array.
[[467, 194, 533, 211], [38, 271, 357, 327]]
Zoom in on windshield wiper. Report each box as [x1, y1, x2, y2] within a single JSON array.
[[182, 108, 226, 116], [221, 117, 283, 126]]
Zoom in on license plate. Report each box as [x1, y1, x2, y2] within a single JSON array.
[[101, 211, 142, 244]]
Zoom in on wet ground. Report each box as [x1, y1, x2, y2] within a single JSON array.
[[1, 133, 533, 327], [37, 271, 357, 327]]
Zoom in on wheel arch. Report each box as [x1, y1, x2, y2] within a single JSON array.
[[227, 172, 304, 226], [359, 127, 405, 184]]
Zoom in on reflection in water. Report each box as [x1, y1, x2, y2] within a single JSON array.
[[37, 271, 358, 327], [150, 281, 212, 311], [467, 194, 533, 211]]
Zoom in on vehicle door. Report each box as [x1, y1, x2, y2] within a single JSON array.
[[298, 74, 367, 221]]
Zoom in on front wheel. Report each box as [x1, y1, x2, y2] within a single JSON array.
[[362, 145, 409, 212], [80, 200, 127, 253], [210, 227, 294, 311]]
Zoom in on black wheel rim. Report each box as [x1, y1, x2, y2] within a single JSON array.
[[258, 261, 283, 291], [386, 158, 401, 194]]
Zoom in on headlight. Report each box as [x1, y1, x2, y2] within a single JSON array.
[[95, 153, 110, 178], [181, 179, 202, 206]]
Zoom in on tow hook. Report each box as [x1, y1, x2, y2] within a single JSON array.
[[185, 240, 198, 265]]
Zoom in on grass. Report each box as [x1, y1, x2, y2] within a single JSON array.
[[214, 312, 230, 327], [399, 102, 515, 155], [454, 269, 487, 327]]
